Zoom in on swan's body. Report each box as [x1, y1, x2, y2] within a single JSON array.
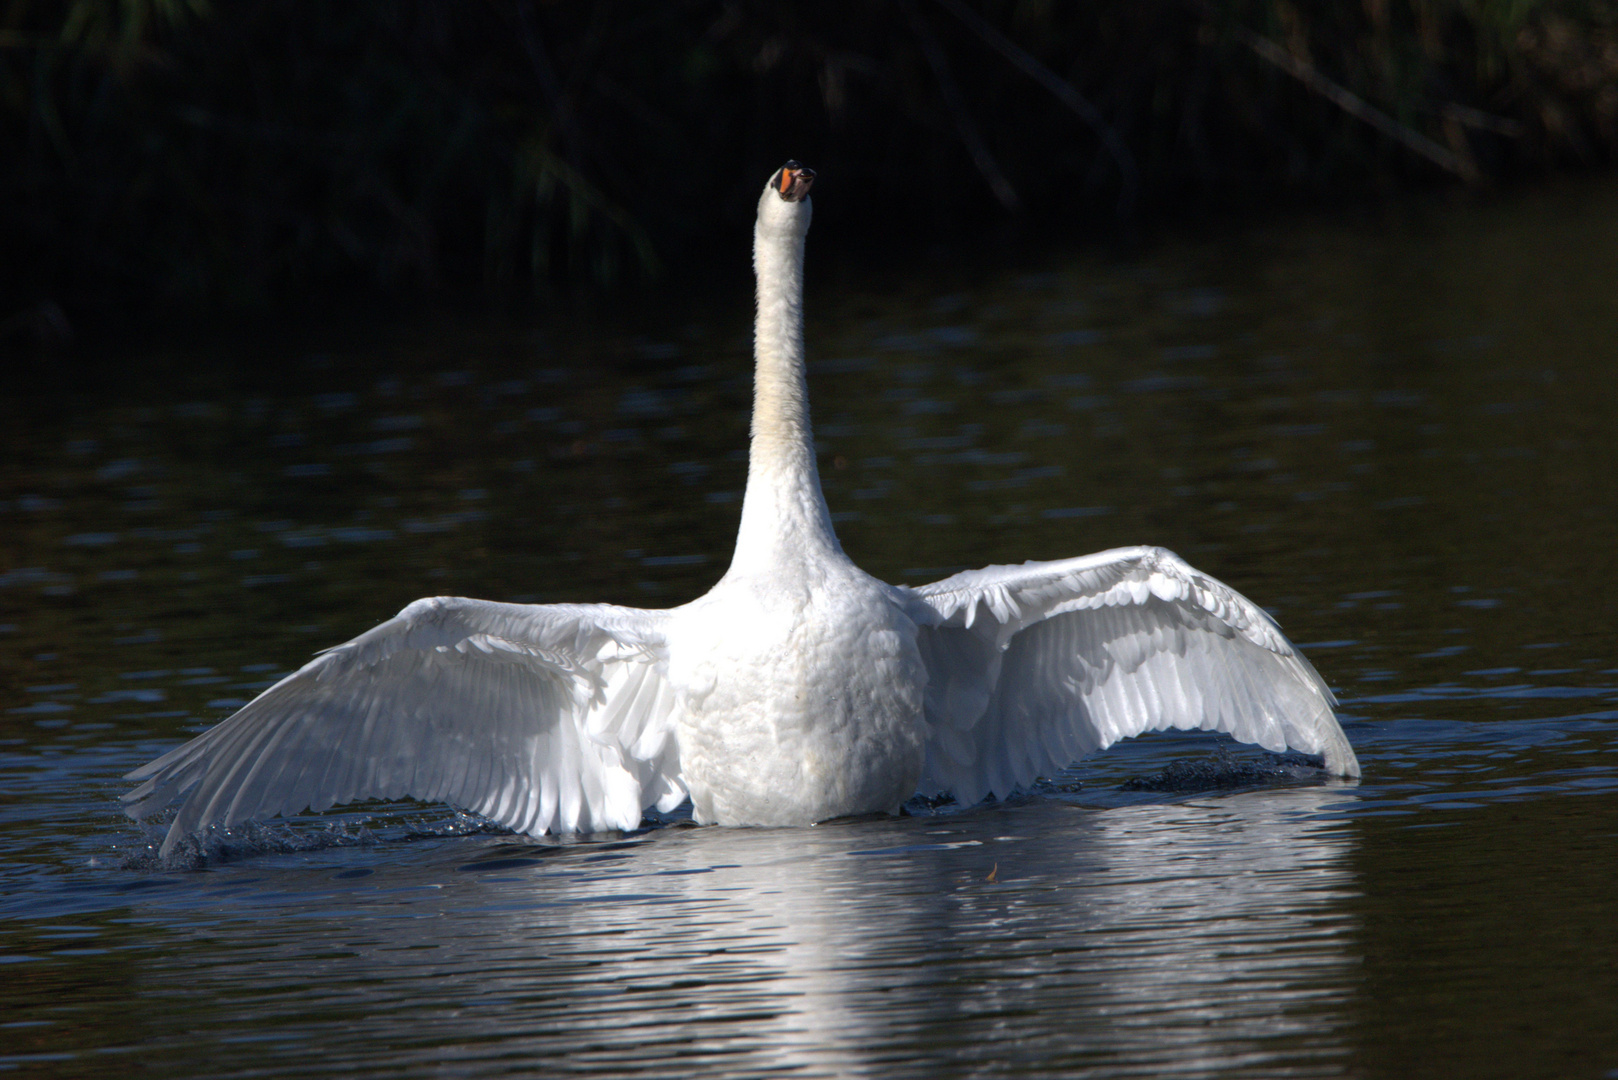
[[671, 560, 928, 826], [125, 164, 1359, 856]]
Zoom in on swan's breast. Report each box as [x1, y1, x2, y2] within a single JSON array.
[[667, 567, 927, 826]]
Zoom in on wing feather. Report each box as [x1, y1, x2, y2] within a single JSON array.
[[123, 596, 683, 855], [912, 546, 1358, 804]]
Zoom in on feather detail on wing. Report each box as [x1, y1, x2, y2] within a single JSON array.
[[123, 596, 683, 856], [909, 546, 1359, 805]]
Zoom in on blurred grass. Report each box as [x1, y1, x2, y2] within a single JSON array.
[[2, 0, 1615, 336]]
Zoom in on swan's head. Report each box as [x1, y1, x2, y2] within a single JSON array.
[[757, 161, 814, 238]]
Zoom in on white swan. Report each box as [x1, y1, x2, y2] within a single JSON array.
[[124, 162, 1360, 856]]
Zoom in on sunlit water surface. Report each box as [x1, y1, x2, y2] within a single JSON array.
[[3, 179, 1617, 1079]]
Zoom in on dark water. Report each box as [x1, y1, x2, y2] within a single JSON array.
[[3, 178, 1617, 1078]]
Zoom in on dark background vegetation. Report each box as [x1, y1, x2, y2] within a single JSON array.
[[3, 0, 1616, 345]]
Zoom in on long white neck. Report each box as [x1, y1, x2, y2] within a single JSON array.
[[728, 186, 842, 577]]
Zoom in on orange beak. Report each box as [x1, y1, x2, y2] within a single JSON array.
[[775, 162, 815, 202]]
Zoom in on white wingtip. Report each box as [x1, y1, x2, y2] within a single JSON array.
[[1321, 727, 1362, 778]]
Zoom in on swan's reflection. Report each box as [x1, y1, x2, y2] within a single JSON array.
[[133, 787, 1360, 1078]]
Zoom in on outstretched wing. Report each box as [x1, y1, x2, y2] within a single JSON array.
[[910, 546, 1359, 805], [123, 596, 684, 856]]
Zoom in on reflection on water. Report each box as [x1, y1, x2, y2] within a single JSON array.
[[78, 789, 1355, 1079], [3, 176, 1618, 1077]]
